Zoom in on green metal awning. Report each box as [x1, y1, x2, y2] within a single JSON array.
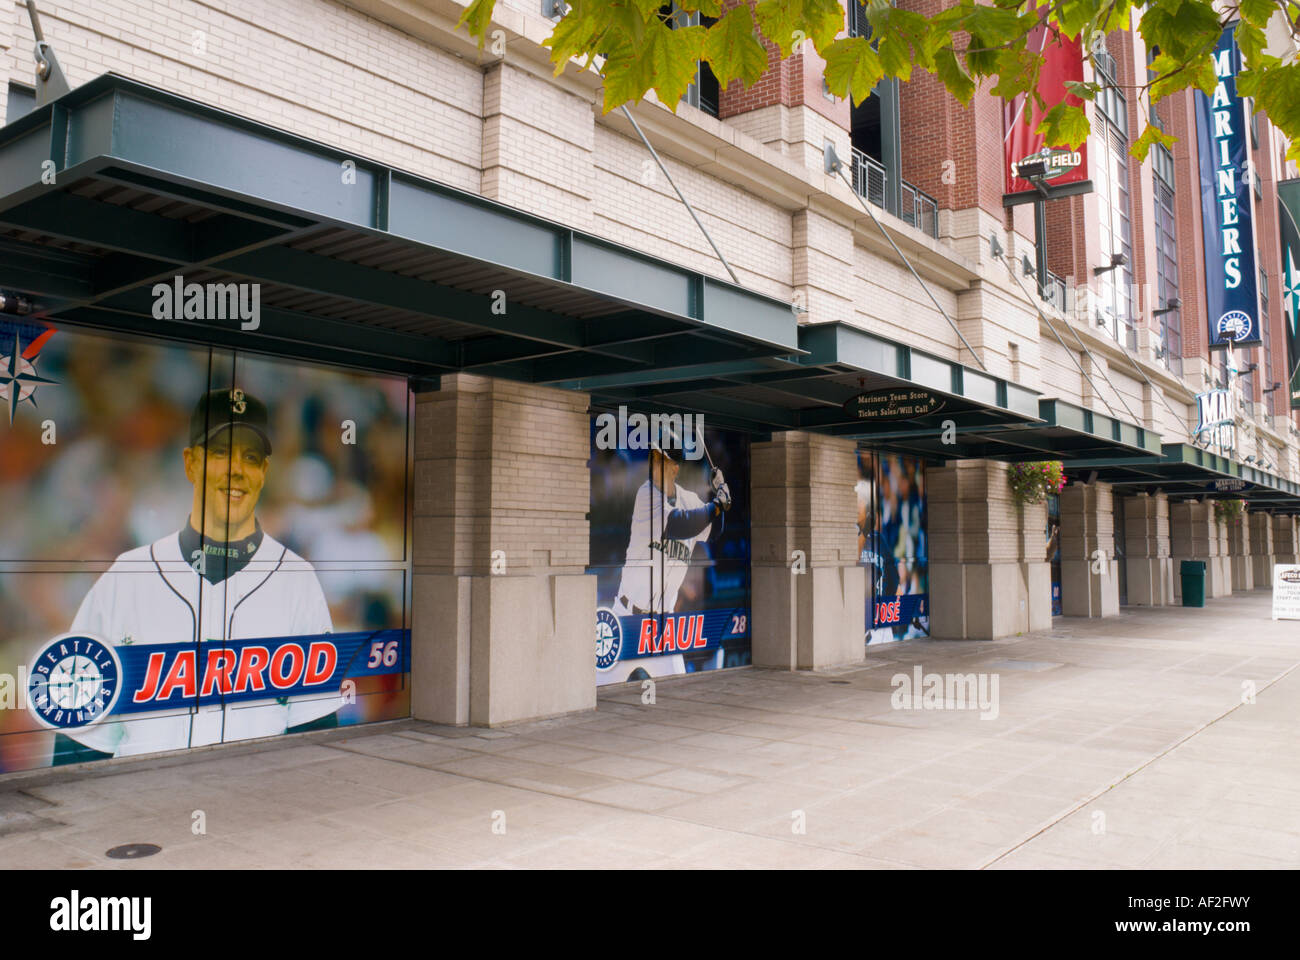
[[1065, 443, 1300, 513], [579, 322, 1160, 461], [0, 74, 1163, 468], [0, 74, 799, 381]]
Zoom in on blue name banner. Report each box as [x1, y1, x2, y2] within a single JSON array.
[[110, 628, 410, 716], [607, 607, 748, 663], [1195, 26, 1261, 347]]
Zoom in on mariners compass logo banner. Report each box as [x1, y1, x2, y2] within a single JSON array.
[[0, 319, 56, 424], [1278, 179, 1300, 409]]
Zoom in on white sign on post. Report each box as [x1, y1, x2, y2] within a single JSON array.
[[1272, 564, 1300, 620]]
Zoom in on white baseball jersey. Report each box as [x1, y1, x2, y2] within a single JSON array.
[[614, 480, 712, 614], [63, 529, 340, 757]]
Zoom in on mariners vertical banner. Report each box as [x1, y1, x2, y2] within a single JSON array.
[[1194, 25, 1262, 346], [1003, 18, 1089, 196], [1278, 179, 1300, 408]]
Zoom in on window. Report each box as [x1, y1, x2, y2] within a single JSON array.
[[1262, 267, 1274, 416], [663, 5, 719, 118], [1094, 122, 1134, 346], [1154, 176, 1181, 374], [1093, 52, 1133, 346]]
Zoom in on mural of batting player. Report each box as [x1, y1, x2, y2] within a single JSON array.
[[601, 426, 732, 683], [53, 387, 341, 763]]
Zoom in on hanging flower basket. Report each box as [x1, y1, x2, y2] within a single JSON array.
[[1008, 461, 1067, 505], [1213, 499, 1246, 524]]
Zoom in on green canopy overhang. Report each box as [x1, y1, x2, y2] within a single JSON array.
[[581, 322, 1161, 462], [0, 75, 1161, 467], [1065, 443, 1300, 513], [0, 74, 799, 381]]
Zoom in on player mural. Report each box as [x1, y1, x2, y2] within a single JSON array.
[[590, 413, 751, 685], [0, 321, 412, 773], [855, 451, 929, 644]]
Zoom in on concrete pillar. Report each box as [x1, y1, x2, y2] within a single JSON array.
[[1275, 515, 1300, 565], [1170, 501, 1228, 600], [928, 460, 1051, 639], [750, 432, 865, 669], [1250, 512, 1275, 587], [1058, 482, 1119, 617], [1122, 493, 1173, 605], [1214, 514, 1234, 594], [410, 375, 595, 727], [1227, 511, 1253, 591]]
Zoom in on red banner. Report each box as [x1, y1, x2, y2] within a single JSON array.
[[1004, 24, 1090, 196]]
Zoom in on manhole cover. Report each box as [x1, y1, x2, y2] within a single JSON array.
[[105, 843, 161, 860]]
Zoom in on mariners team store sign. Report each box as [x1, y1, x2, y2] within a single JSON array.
[[1195, 26, 1262, 347]]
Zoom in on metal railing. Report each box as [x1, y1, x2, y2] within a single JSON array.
[[1041, 270, 1068, 312], [850, 147, 939, 239], [900, 180, 939, 238]]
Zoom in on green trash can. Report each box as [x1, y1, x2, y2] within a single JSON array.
[[1180, 560, 1206, 607]]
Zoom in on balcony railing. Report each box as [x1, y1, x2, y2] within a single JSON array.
[[1041, 270, 1068, 312], [850, 147, 939, 239]]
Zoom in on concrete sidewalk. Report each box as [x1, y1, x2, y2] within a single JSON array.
[[2, 592, 1298, 869]]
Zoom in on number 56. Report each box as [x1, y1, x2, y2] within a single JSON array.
[[367, 639, 400, 669]]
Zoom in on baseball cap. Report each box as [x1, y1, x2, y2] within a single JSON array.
[[189, 388, 272, 456]]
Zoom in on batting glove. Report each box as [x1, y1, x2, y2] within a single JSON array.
[[712, 481, 732, 513], [710, 468, 725, 492]]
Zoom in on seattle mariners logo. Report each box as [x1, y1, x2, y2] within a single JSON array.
[[0, 325, 57, 425], [595, 607, 623, 671], [26, 634, 123, 729], [1216, 310, 1252, 342]]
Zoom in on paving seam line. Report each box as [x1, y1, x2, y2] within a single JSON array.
[[977, 658, 1300, 870]]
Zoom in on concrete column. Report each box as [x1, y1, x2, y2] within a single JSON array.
[[1227, 512, 1253, 592], [1250, 512, 1275, 587], [1122, 493, 1173, 605], [750, 432, 865, 669], [1274, 515, 1300, 564], [1058, 482, 1119, 617], [410, 375, 595, 727], [928, 460, 1051, 639], [1170, 501, 1227, 600], [1214, 514, 1234, 594]]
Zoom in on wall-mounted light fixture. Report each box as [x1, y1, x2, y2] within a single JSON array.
[[1094, 252, 1127, 276], [1263, 381, 1283, 394], [1152, 297, 1181, 316]]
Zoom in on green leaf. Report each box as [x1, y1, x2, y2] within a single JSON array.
[[755, 0, 803, 58], [1063, 79, 1102, 101], [456, 0, 497, 46], [1130, 122, 1176, 161], [645, 21, 707, 109], [1239, 0, 1276, 27], [876, 32, 914, 81], [1251, 61, 1300, 145], [823, 36, 884, 105], [988, 45, 1041, 100], [933, 47, 976, 104], [1036, 101, 1091, 149], [703, 5, 769, 89]]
